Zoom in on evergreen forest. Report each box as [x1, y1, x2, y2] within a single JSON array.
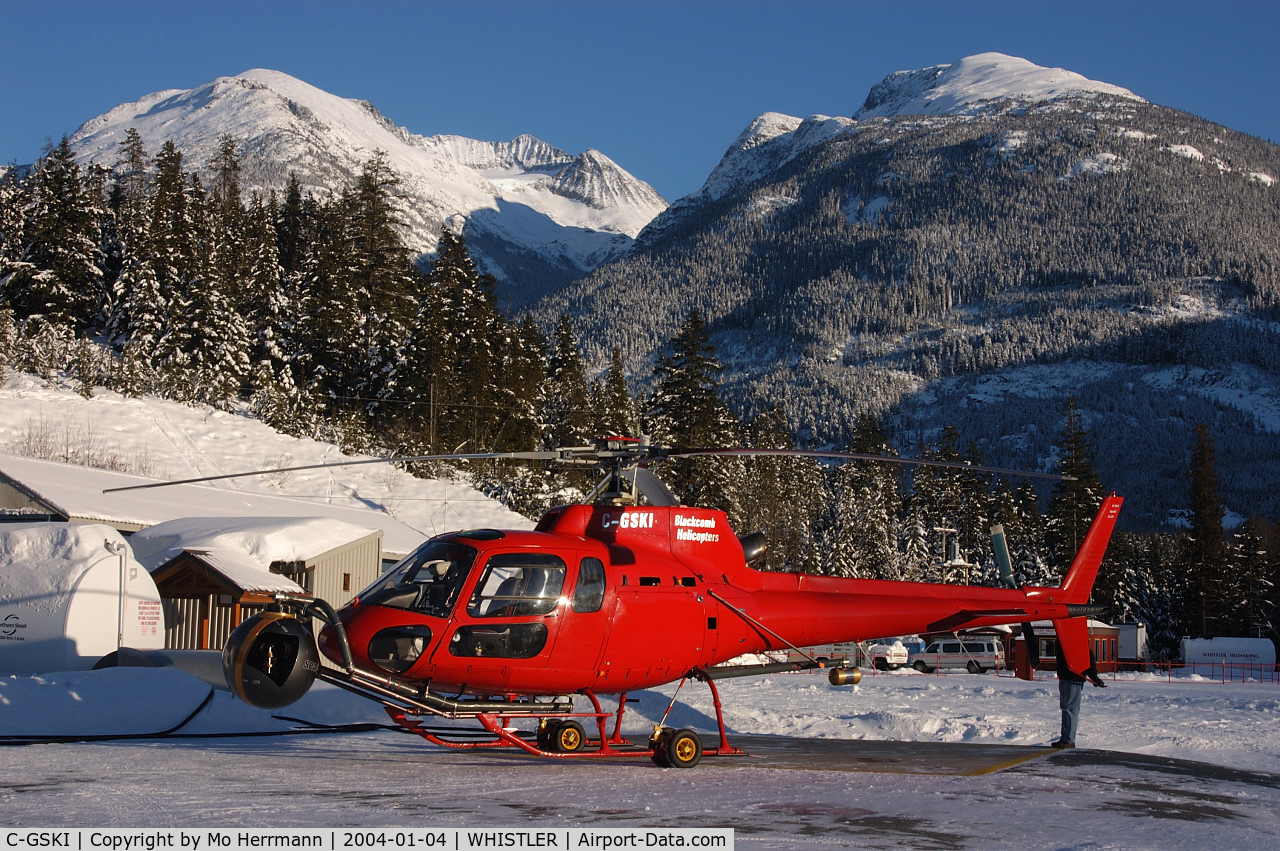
[[1, 130, 1276, 657], [542, 101, 1280, 529]]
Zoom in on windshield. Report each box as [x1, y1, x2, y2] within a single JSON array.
[[357, 540, 478, 617]]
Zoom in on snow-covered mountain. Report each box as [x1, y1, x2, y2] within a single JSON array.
[[540, 53, 1280, 529], [67, 69, 667, 307], [657, 52, 1144, 217], [853, 52, 1143, 120]]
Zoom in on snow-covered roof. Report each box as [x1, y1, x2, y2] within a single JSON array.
[[168, 548, 304, 595], [0, 453, 423, 558], [129, 515, 378, 569], [128, 516, 380, 594]]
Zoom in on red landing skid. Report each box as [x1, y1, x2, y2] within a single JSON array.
[[387, 674, 746, 768]]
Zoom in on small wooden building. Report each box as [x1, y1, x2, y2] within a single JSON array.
[[149, 548, 306, 650], [1012, 620, 1121, 675], [131, 516, 383, 651]]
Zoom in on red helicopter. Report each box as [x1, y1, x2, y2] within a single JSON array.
[[114, 438, 1122, 768]]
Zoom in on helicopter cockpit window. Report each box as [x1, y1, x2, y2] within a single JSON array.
[[468, 553, 566, 618], [449, 623, 548, 658], [356, 540, 477, 618], [572, 557, 605, 613]]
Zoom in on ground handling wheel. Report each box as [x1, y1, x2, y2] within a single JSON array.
[[649, 727, 702, 768], [967, 660, 983, 674], [648, 728, 671, 767], [667, 728, 702, 768], [536, 720, 554, 751], [549, 719, 586, 753]]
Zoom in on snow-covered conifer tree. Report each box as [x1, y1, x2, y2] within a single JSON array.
[[822, 415, 904, 579], [541, 314, 594, 450], [1187, 423, 1229, 636], [591, 347, 638, 439], [492, 315, 546, 451], [736, 409, 826, 573], [645, 309, 742, 512], [1045, 398, 1106, 574], [10, 137, 105, 330], [0, 305, 14, 377]]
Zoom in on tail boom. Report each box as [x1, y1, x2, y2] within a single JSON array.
[[737, 494, 1124, 659]]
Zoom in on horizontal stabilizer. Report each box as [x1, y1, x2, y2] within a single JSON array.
[[926, 608, 1030, 633]]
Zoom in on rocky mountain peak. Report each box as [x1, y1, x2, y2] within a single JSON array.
[[66, 68, 667, 308], [854, 52, 1145, 120]]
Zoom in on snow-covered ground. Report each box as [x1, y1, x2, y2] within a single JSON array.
[[0, 372, 533, 545], [3, 372, 1278, 844], [2, 666, 1278, 847]]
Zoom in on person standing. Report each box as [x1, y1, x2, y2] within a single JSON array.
[[1053, 650, 1106, 748]]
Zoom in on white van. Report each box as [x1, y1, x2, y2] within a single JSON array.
[[909, 638, 1005, 673]]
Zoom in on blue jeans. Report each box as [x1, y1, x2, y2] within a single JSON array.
[[1059, 677, 1084, 743]]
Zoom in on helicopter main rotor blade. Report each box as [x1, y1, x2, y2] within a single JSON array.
[[100, 436, 1070, 495], [654, 447, 1073, 481], [101, 450, 565, 494]]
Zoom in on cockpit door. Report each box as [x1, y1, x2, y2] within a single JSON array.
[[429, 552, 567, 690]]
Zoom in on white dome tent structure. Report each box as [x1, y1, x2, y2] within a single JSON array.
[[0, 523, 164, 673]]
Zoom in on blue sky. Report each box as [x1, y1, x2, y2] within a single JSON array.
[[5, 0, 1279, 201]]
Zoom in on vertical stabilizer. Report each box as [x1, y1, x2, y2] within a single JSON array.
[[1058, 494, 1123, 605], [1053, 493, 1123, 676]]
